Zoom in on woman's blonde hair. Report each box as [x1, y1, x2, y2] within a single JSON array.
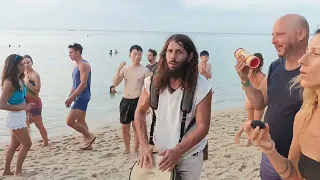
[[290, 74, 317, 132], [290, 29, 320, 131]]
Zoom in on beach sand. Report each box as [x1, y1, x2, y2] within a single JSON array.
[[0, 108, 261, 180]]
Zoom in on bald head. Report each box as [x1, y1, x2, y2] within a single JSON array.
[[272, 14, 309, 58], [276, 14, 309, 39]]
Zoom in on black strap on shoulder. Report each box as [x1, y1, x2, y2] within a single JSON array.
[[149, 109, 156, 145], [179, 112, 196, 143], [148, 71, 197, 145], [149, 72, 158, 145]]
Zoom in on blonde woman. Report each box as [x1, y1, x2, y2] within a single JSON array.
[[243, 29, 320, 180]]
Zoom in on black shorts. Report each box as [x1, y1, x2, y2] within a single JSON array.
[[119, 97, 139, 124]]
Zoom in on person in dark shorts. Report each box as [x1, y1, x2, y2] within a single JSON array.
[[23, 55, 49, 147], [113, 45, 150, 158], [65, 43, 96, 150], [235, 14, 309, 179], [120, 97, 139, 124], [146, 49, 158, 72]]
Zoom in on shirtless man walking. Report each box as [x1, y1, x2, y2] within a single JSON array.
[[113, 45, 150, 157], [65, 43, 96, 150]]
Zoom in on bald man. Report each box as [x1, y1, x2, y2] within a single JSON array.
[[235, 14, 308, 179]]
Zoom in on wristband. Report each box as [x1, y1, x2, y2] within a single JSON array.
[[241, 80, 250, 88]]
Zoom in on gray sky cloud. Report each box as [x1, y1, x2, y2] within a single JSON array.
[[0, 0, 319, 33]]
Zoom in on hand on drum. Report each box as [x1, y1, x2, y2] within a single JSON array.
[[158, 148, 182, 172], [137, 144, 154, 169]]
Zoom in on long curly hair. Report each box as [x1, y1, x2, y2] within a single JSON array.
[[155, 34, 199, 93], [1, 54, 25, 91]]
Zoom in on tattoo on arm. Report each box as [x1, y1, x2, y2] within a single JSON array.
[[278, 159, 296, 179]]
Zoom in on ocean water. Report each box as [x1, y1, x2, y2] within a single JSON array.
[[0, 30, 278, 143]]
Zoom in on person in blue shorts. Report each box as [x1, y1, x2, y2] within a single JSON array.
[[65, 43, 96, 150]]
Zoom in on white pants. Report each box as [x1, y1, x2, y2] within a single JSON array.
[[176, 151, 204, 180], [6, 110, 27, 130]]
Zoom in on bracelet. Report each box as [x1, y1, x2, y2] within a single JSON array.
[[241, 80, 250, 88], [261, 141, 275, 154]]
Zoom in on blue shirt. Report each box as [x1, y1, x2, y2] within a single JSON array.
[[8, 85, 26, 105], [72, 60, 91, 100], [264, 58, 302, 158]]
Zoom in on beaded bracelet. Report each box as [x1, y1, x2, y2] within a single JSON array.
[[261, 141, 275, 154]]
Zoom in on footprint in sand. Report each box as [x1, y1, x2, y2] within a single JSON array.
[[99, 153, 116, 159], [112, 147, 120, 151], [73, 142, 80, 145], [109, 168, 119, 174], [92, 173, 98, 178], [224, 154, 231, 158], [97, 139, 106, 144], [52, 167, 59, 172], [252, 168, 259, 172], [238, 164, 247, 172]]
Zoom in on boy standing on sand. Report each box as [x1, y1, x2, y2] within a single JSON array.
[[113, 45, 150, 158], [65, 43, 96, 150]]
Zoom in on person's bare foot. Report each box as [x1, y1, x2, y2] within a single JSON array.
[[234, 133, 241, 144], [2, 171, 14, 176], [122, 150, 130, 155], [130, 151, 139, 159], [246, 139, 252, 147], [81, 134, 96, 149], [15, 172, 23, 176]]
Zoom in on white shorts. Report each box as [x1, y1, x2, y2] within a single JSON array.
[[6, 110, 27, 130]]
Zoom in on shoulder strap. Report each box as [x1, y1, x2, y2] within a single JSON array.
[[180, 85, 197, 113], [149, 72, 198, 145], [149, 70, 158, 145], [179, 113, 196, 143], [149, 109, 156, 145], [179, 76, 198, 142], [150, 71, 159, 110]]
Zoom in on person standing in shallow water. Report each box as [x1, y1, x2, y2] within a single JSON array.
[[23, 55, 49, 147], [112, 45, 151, 158], [0, 54, 35, 176], [65, 43, 96, 150]]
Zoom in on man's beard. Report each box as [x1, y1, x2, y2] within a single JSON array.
[[163, 59, 190, 80], [278, 43, 295, 59]]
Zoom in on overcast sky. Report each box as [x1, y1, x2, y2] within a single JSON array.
[[0, 0, 319, 33]]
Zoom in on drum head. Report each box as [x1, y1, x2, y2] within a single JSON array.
[[129, 154, 175, 180]]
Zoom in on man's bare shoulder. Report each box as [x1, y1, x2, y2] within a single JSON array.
[[79, 61, 91, 71]]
